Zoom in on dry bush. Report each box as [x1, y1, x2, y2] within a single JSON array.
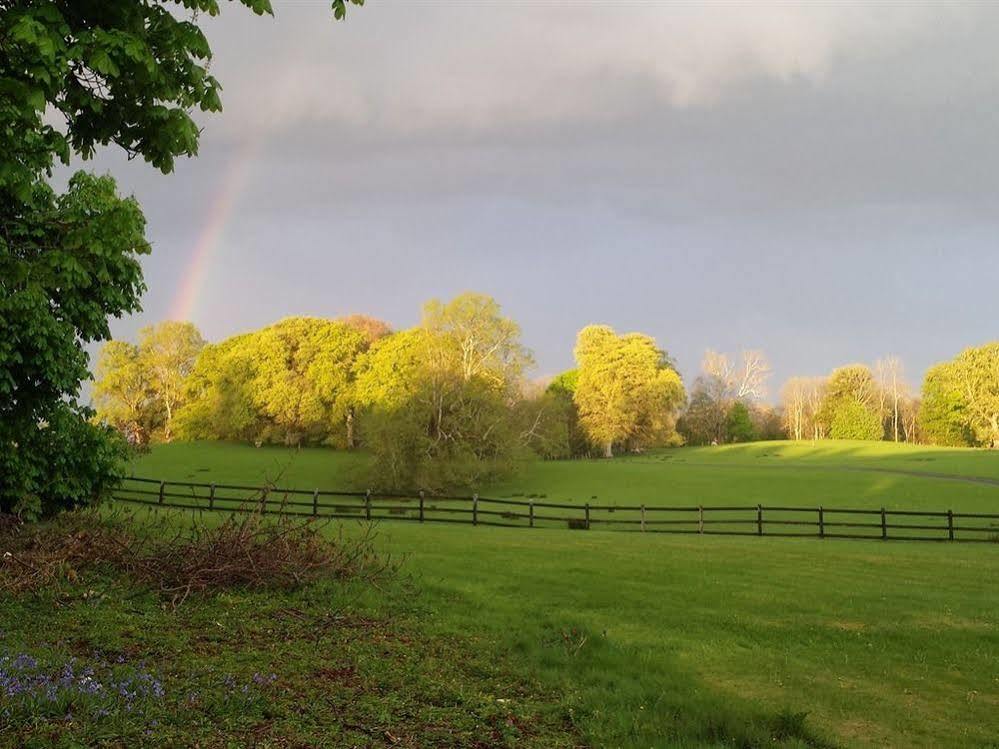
[[0, 500, 396, 604]]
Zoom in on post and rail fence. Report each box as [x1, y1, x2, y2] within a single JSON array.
[[113, 476, 999, 544]]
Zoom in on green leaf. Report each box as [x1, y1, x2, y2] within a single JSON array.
[[27, 88, 46, 112], [89, 49, 120, 77]]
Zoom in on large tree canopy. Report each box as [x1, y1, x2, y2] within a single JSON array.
[[1, 0, 362, 515], [573, 325, 686, 458], [173, 317, 370, 447], [919, 343, 999, 447], [817, 364, 881, 441], [357, 294, 535, 491]]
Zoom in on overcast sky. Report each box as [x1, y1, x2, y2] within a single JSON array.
[[78, 0, 999, 396]]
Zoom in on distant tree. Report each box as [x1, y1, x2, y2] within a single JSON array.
[[829, 399, 883, 440], [573, 325, 686, 457], [175, 333, 262, 443], [749, 402, 785, 441], [702, 349, 772, 400], [353, 329, 433, 412], [137, 322, 205, 441], [804, 377, 827, 440], [678, 378, 727, 445], [176, 318, 368, 446], [725, 401, 757, 443], [781, 375, 831, 441], [952, 343, 999, 448], [421, 292, 533, 386], [511, 382, 571, 460], [339, 314, 392, 345], [781, 377, 808, 441], [875, 356, 908, 442], [682, 349, 770, 445], [919, 361, 973, 447], [818, 365, 880, 439], [356, 295, 534, 491], [899, 395, 922, 444], [538, 370, 590, 458], [93, 341, 158, 445]]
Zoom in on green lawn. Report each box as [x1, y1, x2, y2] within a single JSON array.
[[8, 441, 996, 747]]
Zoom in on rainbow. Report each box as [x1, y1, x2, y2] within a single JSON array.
[[169, 136, 262, 322]]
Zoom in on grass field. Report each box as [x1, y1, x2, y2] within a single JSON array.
[[130, 440, 999, 513], [5, 441, 998, 747]]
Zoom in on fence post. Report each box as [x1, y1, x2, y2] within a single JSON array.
[[947, 509, 954, 541], [698, 505, 704, 534], [529, 500, 534, 528], [585, 503, 591, 530], [312, 488, 319, 517], [473, 493, 479, 526], [158, 481, 165, 505], [365, 490, 372, 521], [818, 506, 824, 539], [881, 507, 887, 540], [640, 504, 646, 532], [419, 490, 425, 523], [208, 483, 216, 511], [756, 504, 763, 536]]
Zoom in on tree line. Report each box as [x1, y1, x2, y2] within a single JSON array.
[[93, 294, 686, 491], [93, 294, 999, 493]]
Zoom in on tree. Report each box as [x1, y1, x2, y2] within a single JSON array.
[[781, 377, 808, 441], [93, 341, 158, 445], [953, 343, 999, 448], [175, 334, 263, 443], [749, 402, 785, 441], [539, 370, 590, 458], [339, 314, 392, 345], [1, 173, 143, 515], [355, 295, 535, 491], [681, 349, 771, 445], [920, 343, 999, 447], [818, 365, 880, 440], [177, 317, 368, 447], [138, 321, 205, 441], [702, 349, 772, 400], [421, 293, 533, 386], [875, 356, 907, 442], [725, 401, 756, 443], [0, 0, 362, 515], [780, 376, 828, 441], [678, 378, 728, 445], [573, 325, 686, 457], [829, 399, 883, 440]]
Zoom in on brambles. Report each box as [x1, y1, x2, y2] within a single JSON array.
[[0, 503, 395, 604]]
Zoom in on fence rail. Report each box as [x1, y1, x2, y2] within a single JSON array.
[[111, 476, 999, 544]]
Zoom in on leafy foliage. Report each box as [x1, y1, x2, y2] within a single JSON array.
[[175, 317, 370, 446], [0, 0, 361, 516], [573, 325, 685, 457], [725, 401, 757, 443], [95, 321, 204, 444], [358, 294, 534, 492], [1, 173, 146, 515], [828, 398, 883, 441], [919, 343, 999, 447]]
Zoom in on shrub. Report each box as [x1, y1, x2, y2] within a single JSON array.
[[0, 402, 127, 519]]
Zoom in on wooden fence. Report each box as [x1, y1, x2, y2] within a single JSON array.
[[111, 477, 999, 543]]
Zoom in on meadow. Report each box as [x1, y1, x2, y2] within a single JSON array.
[[4, 441, 997, 747]]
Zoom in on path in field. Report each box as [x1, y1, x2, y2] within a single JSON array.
[[674, 460, 999, 488]]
